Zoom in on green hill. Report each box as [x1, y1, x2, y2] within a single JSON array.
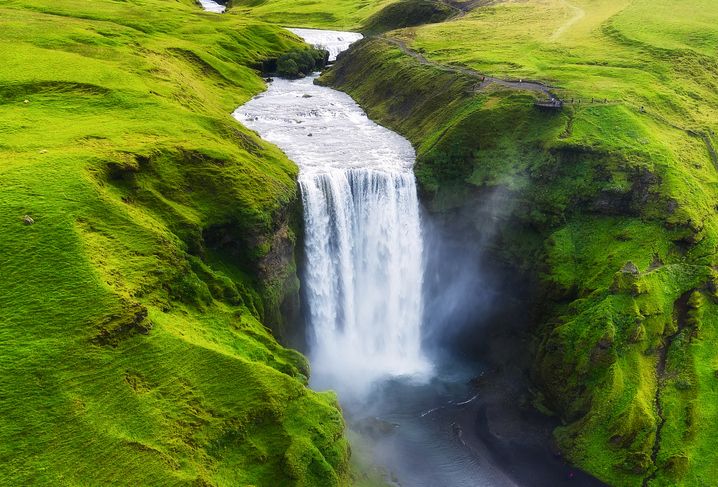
[[0, 0, 348, 484]]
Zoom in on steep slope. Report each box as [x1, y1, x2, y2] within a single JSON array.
[[0, 0, 348, 484], [228, 0, 399, 30], [322, 0, 718, 485]]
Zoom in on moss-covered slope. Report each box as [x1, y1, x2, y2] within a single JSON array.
[[322, 1, 718, 481], [0, 0, 348, 484], [228, 0, 400, 30]]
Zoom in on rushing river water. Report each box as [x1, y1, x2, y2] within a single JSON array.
[[234, 71, 431, 399], [197, 0, 225, 13]]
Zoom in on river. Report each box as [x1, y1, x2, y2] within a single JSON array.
[[196, 11, 602, 485]]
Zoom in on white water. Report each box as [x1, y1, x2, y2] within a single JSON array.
[[234, 30, 431, 398], [287, 28, 363, 62], [198, 0, 225, 13]]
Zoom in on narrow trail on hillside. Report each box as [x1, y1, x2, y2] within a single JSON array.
[[550, 0, 585, 40], [382, 37, 557, 99]]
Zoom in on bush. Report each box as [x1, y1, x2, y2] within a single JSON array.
[[276, 48, 328, 78]]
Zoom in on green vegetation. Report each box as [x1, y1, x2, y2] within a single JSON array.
[[276, 47, 329, 78], [229, 0, 400, 30], [230, 0, 452, 33], [0, 0, 349, 484], [362, 0, 455, 35], [4, 0, 717, 483], [322, 0, 718, 484]]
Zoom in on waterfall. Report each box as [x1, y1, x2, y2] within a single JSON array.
[[300, 167, 429, 394], [233, 31, 431, 398], [287, 29, 363, 62]]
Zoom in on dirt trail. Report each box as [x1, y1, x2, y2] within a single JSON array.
[[382, 37, 558, 99]]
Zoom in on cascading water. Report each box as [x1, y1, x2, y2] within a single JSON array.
[[234, 31, 430, 398], [197, 0, 225, 13], [286, 28, 363, 62], [301, 168, 428, 395], [217, 23, 606, 486]]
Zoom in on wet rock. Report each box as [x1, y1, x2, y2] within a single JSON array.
[[591, 190, 631, 215], [302, 94, 313, 98], [590, 336, 616, 367], [468, 372, 489, 388], [23, 215, 35, 225], [630, 168, 660, 209]]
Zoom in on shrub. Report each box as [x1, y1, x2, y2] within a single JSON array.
[[276, 48, 328, 78]]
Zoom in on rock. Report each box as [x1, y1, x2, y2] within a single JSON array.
[[23, 99, 29, 104], [302, 94, 312, 98], [23, 215, 35, 225], [648, 253, 663, 271], [307, 133, 313, 137], [621, 261, 639, 275], [39, 149, 47, 154], [612, 261, 642, 294]]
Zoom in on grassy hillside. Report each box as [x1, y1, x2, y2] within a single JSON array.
[[0, 0, 349, 484], [228, 0, 400, 30], [322, 0, 718, 485]]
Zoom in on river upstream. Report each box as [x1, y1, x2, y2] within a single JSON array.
[[214, 17, 604, 487]]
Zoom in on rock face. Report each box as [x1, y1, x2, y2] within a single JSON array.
[[201, 189, 306, 349], [256, 200, 306, 350], [323, 37, 718, 486]]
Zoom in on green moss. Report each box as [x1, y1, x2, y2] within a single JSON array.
[[230, 0, 400, 30], [0, 0, 348, 484], [276, 47, 329, 78], [362, 0, 455, 34]]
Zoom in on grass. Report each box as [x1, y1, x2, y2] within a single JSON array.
[[228, 0, 401, 30], [0, 0, 350, 484], [321, 0, 718, 484]]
